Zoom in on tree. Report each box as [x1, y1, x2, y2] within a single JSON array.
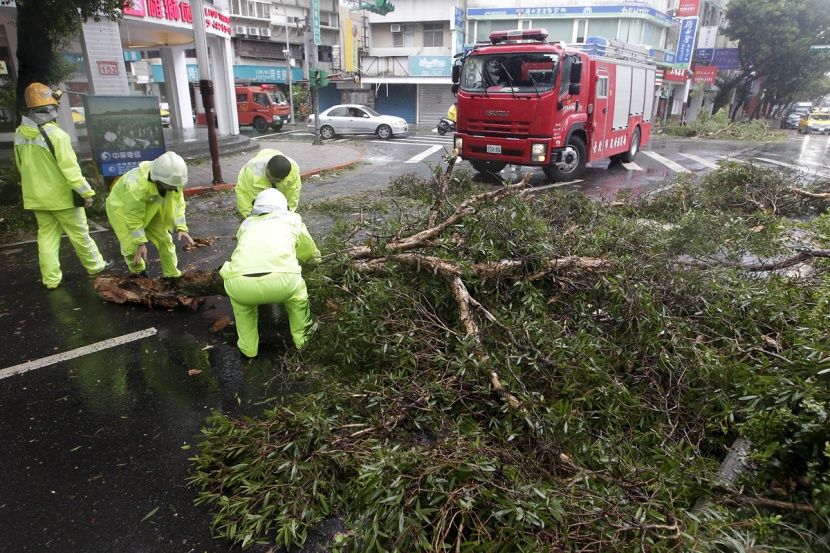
[[14, 0, 123, 114], [716, 0, 830, 115]]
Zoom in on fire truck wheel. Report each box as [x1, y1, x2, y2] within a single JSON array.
[[320, 125, 336, 139], [471, 160, 507, 175], [253, 117, 270, 133], [619, 127, 641, 163], [271, 123, 284, 131], [544, 135, 586, 182]]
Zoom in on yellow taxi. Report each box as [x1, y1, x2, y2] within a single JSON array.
[[797, 111, 830, 134]]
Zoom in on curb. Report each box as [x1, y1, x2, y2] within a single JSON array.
[[182, 150, 365, 198]]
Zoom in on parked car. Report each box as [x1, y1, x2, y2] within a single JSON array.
[[159, 103, 171, 127], [71, 107, 85, 126], [798, 111, 830, 134], [307, 104, 409, 140], [781, 108, 809, 129]]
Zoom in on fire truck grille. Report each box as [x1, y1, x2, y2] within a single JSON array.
[[468, 119, 531, 135]]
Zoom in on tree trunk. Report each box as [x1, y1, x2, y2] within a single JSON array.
[[15, 0, 56, 116]]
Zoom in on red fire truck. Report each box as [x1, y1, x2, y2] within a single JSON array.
[[452, 30, 656, 181]]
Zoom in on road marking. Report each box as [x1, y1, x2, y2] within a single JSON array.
[[1, 220, 108, 248], [0, 327, 158, 380], [641, 150, 691, 173], [680, 153, 720, 169], [405, 145, 443, 164], [621, 162, 642, 171]]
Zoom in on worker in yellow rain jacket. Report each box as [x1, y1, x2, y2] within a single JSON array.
[[14, 82, 111, 289], [235, 149, 301, 217], [447, 101, 457, 123], [220, 188, 320, 356], [105, 152, 194, 277]]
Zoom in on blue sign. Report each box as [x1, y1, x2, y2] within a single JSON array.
[[455, 7, 463, 29], [123, 50, 142, 62], [695, 48, 714, 62], [467, 5, 672, 25], [663, 52, 676, 64], [712, 48, 740, 70], [410, 56, 452, 77], [233, 65, 304, 83], [674, 16, 698, 68], [151, 64, 200, 82], [82, 95, 166, 177]]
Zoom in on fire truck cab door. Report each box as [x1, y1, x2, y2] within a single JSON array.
[[592, 70, 610, 161]]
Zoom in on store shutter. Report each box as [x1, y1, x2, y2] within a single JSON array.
[[418, 84, 456, 124]]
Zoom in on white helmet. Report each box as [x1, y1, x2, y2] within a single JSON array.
[[150, 152, 188, 188], [252, 188, 288, 215]]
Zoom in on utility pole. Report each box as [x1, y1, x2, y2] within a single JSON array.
[[191, 0, 223, 184], [278, 0, 295, 125]]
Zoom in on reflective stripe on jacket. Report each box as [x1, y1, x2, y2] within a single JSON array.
[[106, 160, 188, 248], [220, 210, 319, 280], [235, 148, 301, 216], [14, 117, 93, 211]]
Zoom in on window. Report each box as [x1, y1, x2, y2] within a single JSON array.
[[252, 93, 269, 106], [519, 20, 532, 30], [573, 19, 588, 43], [599, 78, 608, 98], [230, 0, 269, 19], [423, 23, 443, 47], [329, 107, 349, 117], [393, 24, 415, 47]]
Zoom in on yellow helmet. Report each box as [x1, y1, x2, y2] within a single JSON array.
[[24, 82, 62, 108]]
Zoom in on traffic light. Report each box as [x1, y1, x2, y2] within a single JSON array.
[[310, 69, 330, 88], [360, 0, 394, 16]]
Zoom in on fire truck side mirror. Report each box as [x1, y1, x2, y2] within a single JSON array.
[[569, 82, 581, 96], [570, 58, 583, 84], [452, 65, 460, 84], [451, 84, 459, 95]]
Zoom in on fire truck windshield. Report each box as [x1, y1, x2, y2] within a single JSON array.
[[267, 89, 288, 105], [460, 52, 558, 94]]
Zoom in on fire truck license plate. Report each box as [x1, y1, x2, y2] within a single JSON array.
[[486, 145, 501, 154]]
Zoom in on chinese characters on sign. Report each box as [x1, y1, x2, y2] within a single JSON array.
[[674, 17, 698, 69], [676, 0, 701, 17], [203, 6, 231, 37], [693, 66, 718, 84], [128, 0, 193, 24]]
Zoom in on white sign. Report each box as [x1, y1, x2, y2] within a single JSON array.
[[698, 26, 718, 49]]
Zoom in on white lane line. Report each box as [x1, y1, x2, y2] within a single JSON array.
[[641, 150, 691, 173], [1, 220, 108, 248], [370, 140, 453, 146], [0, 327, 158, 380], [621, 162, 642, 171], [680, 153, 719, 169], [404, 145, 444, 163], [755, 157, 830, 176]]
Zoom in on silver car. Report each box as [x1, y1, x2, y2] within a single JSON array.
[[307, 104, 409, 140]]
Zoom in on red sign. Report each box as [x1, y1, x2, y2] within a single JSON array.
[[663, 68, 691, 83], [677, 0, 701, 17], [97, 61, 120, 76], [693, 66, 718, 84], [123, 0, 145, 16], [126, 0, 193, 24]]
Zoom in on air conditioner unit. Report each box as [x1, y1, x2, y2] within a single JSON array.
[[260, 28, 272, 38], [390, 24, 401, 33], [248, 27, 260, 37], [235, 25, 248, 36]]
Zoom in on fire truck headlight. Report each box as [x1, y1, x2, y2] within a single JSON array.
[[453, 137, 463, 156], [531, 143, 547, 162]]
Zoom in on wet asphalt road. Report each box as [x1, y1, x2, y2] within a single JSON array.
[[1, 130, 828, 552]]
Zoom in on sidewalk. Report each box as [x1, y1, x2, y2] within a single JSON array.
[[183, 137, 364, 197]]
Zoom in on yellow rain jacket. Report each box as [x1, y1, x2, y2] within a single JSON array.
[[235, 149, 302, 217], [106, 160, 188, 251], [14, 117, 95, 210]]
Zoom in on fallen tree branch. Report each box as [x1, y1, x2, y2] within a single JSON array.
[[345, 174, 532, 260], [679, 249, 830, 271], [94, 270, 225, 308], [791, 186, 830, 200]]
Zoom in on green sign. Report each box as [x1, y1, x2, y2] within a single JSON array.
[[312, 0, 321, 46], [360, 0, 394, 15]]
